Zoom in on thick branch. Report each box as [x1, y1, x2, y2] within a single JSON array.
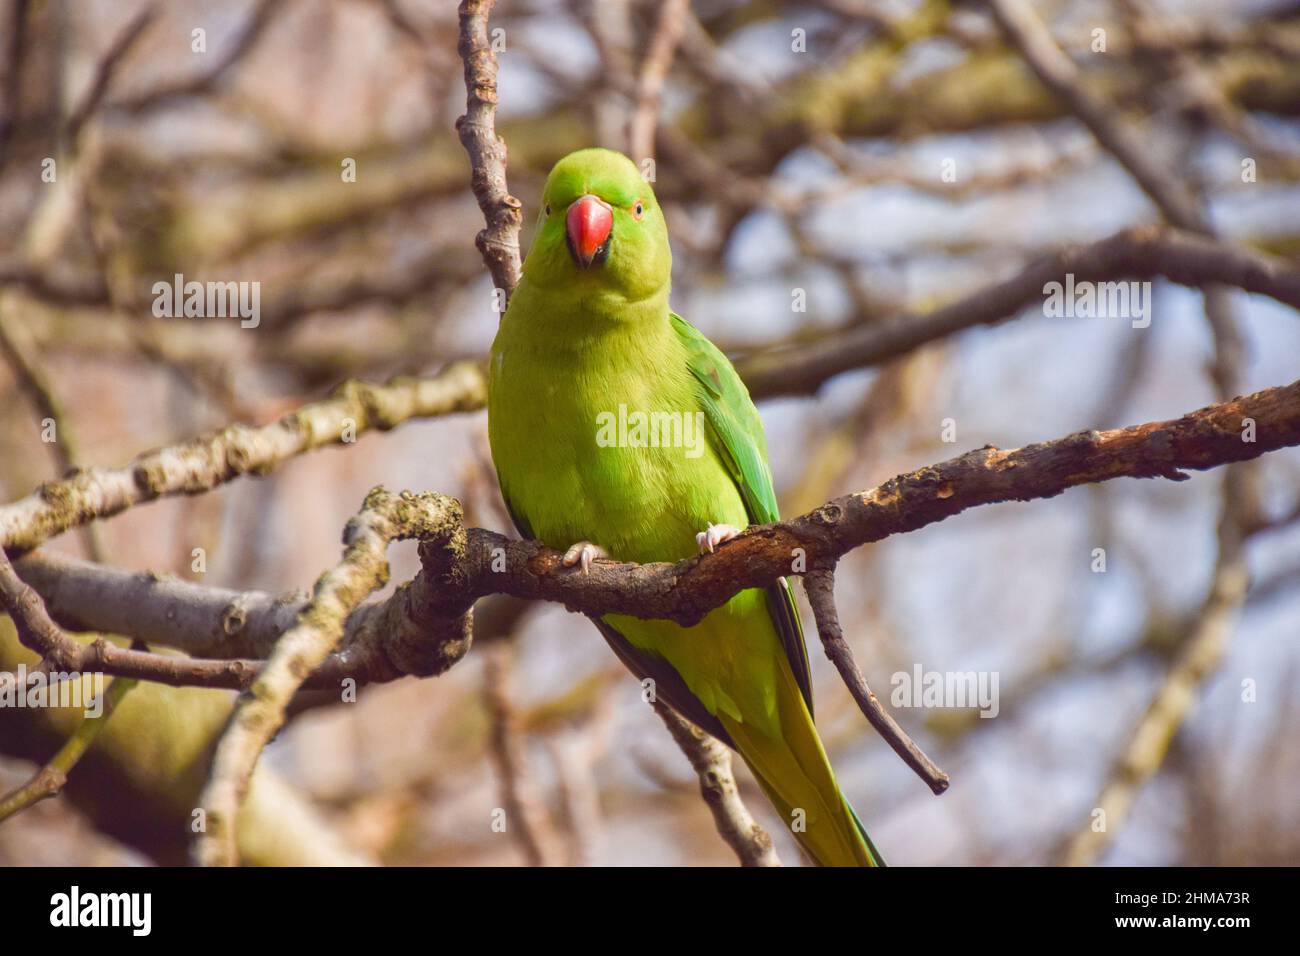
[[12, 548, 475, 688], [19, 377, 1300, 687], [434, 377, 1300, 627], [13, 376, 1296, 820], [0, 542, 270, 689]]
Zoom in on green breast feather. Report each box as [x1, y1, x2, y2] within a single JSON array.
[[669, 313, 814, 717]]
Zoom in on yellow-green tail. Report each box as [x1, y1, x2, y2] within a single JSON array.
[[719, 655, 883, 867]]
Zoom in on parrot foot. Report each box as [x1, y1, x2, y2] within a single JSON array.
[[561, 541, 609, 575], [696, 523, 742, 555]]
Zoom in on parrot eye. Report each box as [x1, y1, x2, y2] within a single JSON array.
[[633, 201, 645, 220], [544, 203, 551, 216]]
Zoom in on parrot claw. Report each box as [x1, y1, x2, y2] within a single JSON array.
[[696, 523, 742, 555], [562, 541, 609, 575]]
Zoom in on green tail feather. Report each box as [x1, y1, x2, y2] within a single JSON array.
[[846, 800, 887, 867], [719, 648, 882, 867]]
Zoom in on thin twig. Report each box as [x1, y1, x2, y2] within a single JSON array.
[[0, 540, 140, 824], [653, 701, 781, 867], [986, 0, 1248, 401], [1062, 473, 1252, 865], [1048, 87, 1258, 860], [627, 0, 689, 162], [0, 0, 31, 168], [63, 4, 158, 144], [804, 569, 948, 794], [114, 0, 282, 113], [986, 0, 1206, 232], [482, 642, 562, 866], [455, 0, 523, 300], [0, 671, 136, 823], [0, 300, 105, 561]]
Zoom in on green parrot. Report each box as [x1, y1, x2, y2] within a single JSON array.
[[488, 148, 882, 866]]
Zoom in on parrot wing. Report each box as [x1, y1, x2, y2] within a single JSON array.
[[669, 312, 815, 718], [589, 616, 736, 745]]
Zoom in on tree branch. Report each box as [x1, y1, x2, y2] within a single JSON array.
[[0, 359, 486, 553], [113, 0, 282, 114], [1061, 487, 1251, 866], [0, 671, 136, 823], [0, 0, 31, 169], [482, 642, 563, 866], [192, 488, 464, 866], [804, 569, 948, 795], [739, 226, 1300, 398], [22, 375, 1300, 663], [63, 4, 158, 144], [455, 0, 523, 300], [986, 0, 1207, 233], [0, 300, 106, 561], [627, 0, 690, 163], [652, 701, 781, 867]]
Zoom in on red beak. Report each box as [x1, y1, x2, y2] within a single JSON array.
[[566, 195, 613, 268]]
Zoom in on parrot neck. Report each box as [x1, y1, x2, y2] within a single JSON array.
[[503, 274, 673, 352]]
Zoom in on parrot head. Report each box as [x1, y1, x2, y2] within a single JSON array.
[[521, 148, 671, 304]]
